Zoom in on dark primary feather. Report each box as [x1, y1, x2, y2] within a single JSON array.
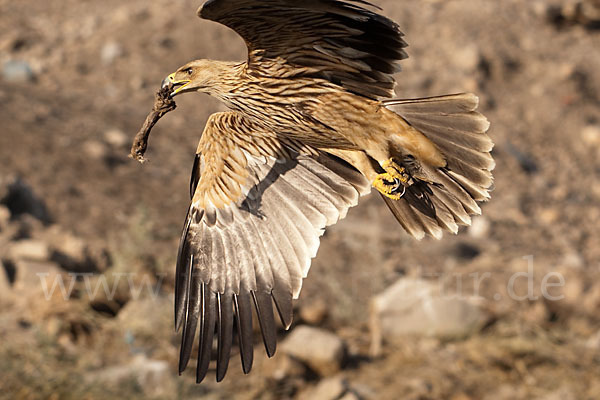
[[175, 146, 370, 382], [198, 0, 408, 99]]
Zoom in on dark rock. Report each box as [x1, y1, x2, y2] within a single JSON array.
[[43, 226, 111, 273], [0, 177, 51, 224]]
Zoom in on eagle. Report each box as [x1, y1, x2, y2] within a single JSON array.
[[151, 0, 494, 383]]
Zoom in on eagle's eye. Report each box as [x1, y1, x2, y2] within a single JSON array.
[[185, 68, 193, 75]]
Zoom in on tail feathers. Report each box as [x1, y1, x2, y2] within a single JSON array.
[[383, 93, 494, 240]]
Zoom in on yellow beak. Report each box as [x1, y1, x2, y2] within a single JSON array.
[[162, 73, 191, 96]]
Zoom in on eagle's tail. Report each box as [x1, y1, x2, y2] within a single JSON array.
[[382, 93, 495, 240]]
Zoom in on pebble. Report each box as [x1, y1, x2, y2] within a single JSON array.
[[451, 44, 480, 72], [582, 125, 600, 146], [0, 260, 11, 291], [370, 278, 489, 355], [101, 42, 124, 65], [281, 326, 346, 376], [0, 205, 11, 228], [9, 240, 50, 262], [103, 129, 128, 148], [83, 140, 108, 160], [2, 60, 35, 83], [299, 299, 329, 326], [90, 354, 176, 399], [298, 376, 347, 400], [1, 177, 52, 223], [468, 216, 491, 239]]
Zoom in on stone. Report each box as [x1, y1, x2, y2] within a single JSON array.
[[451, 44, 480, 72], [536, 386, 576, 400], [90, 354, 176, 399], [117, 296, 172, 344], [468, 216, 491, 239], [582, 125, 600, 146], [8, 239, 50, 262], [0, 260, 12, 291], [44, 227, 104, 272], [0, 260, 15, 306], [272, 354, 308, 380], [83, 140, 108, 160], [2, 60, 35, 83], [12, 259, 67, 300], [0, 177, 51, 223], [585, 330, 600, 349], [0, 205, 10, 228], [101, 42, 124, 65], [370, 278, 489, 355], [103, 128, 128, 148], [281, 326, 345, 376], [299, 299, 329, 325], [298, 376, 347, 400]]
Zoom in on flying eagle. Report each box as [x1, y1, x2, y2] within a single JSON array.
[[154, 0, 494, 382]]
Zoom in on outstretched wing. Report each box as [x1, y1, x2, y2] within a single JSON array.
[[176, 112, 370, 382], [198, 0, 408, 99]]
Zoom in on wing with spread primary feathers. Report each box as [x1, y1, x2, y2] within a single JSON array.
[[175, 112, 370, 382], [198, 0, 408, 99]]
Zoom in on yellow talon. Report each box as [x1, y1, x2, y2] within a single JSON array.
[[373, 158, 410, 200], [373, 175, 404, 200], [381, 159, 409, 183]]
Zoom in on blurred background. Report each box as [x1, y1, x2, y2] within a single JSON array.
[[1, 0, 600, 399]]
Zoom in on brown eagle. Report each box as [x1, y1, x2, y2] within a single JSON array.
[[156, 0, 494, 382]]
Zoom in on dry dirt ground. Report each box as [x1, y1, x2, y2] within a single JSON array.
[[1, 0, 600, 399]]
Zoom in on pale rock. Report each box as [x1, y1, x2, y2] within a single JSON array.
[[451, 44, 480, 72], [536, 386, 576, 400], [0, 205, 10, 228], [281, 326, 345, 376], [468, 216, 491, 239], [561, 252, 584, 269], [582, 284, 600, 315], [103, 128, 128, 148], [551, 267, 583, 306], [483, 384, 523, 400], [585, 330, 600, 349], [370, 278, 489, 355], [298, 376, 347, 400], [0, 260, 14, 306], [12, 259, 66, 299], [2, 60, 35, 83], [101, 41, 124, 65], [582, 125, 600, 146], [339, 393, 360, 400], [43, 226, 107, 272], [83, 140, 107, 160], [272, 354, 307, 380], [90, 354, 176, 398], [299, 299, 329, 325], [118, 296, 172, 343], [9, 239, 50, 262]]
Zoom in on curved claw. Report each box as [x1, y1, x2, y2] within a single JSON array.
[[373, 173, 407, 200]]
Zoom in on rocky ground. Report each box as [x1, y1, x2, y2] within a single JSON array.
[[1, 0, 600, 399]]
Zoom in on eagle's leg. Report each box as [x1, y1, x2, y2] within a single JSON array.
[[373, 158, 412, 200]]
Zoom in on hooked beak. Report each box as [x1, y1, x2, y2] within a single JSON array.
[[161, 73, 191, 97]]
